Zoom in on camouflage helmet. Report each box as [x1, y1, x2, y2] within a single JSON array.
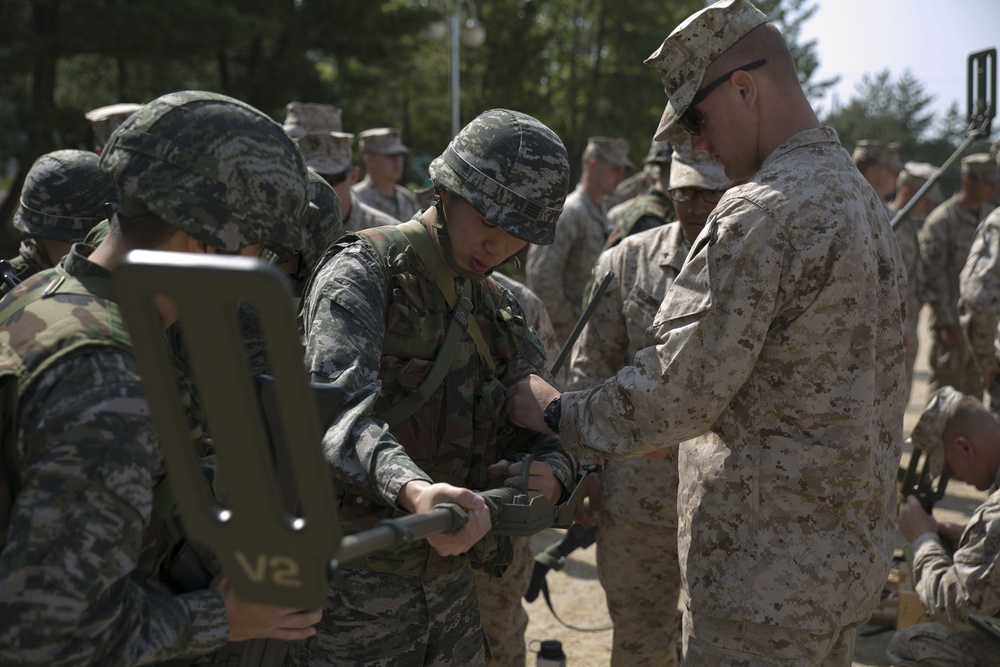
[[428, 109, 569, 245], [13, 149, 117, 243], [99, 90, 309, 253], [300, 168, 344, 276]]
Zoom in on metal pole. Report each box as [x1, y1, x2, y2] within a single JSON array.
[[450, 6, 460, 137]]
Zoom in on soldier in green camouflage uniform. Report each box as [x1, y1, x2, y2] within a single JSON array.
[[508, 2, 906, 663], [290, 109, 577, 667], [604, 141, 675, 249], [887, 387, 1000, 667], [0, 91, 322, 666], [567, 138, 729, 667], [4, 150, 116, 294]]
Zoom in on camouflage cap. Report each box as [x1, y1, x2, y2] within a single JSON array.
[[429, 108, 570, 245], [85, 103, 143, 148], [644, 0, 769, 142], [644, 140, 674, 165], [852, 140, 904, 172], [583, 136, 634, 169], [668, 135, 730, 190], [295, 131, 355, 176], [358, 128, 408, 155], [900, 161, 943, 204], [907, 386, 965, 478], [282, 102, 343, 138], [13, 149, 118, 243], [962, 153, 1000, 182], [100, 90, 309, 253]]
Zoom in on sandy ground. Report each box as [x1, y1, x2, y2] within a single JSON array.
[[521, 307, 987, 666]]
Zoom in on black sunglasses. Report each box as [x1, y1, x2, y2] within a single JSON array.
[[679, 59, 767, 135]]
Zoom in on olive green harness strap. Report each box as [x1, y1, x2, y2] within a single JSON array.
[[376, 221, 496, 429]]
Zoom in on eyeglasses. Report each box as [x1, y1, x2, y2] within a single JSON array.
[[668, 188, 726, 204], [679, 59, 767, 136]]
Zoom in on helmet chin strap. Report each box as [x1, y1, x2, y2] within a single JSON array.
[[433, 190, 490, 283]]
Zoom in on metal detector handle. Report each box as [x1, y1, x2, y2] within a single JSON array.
[[891, 48, 996, 229], [550, 270, 614, 375]]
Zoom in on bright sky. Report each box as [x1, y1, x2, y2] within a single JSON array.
[[800, 0, 999, 123]]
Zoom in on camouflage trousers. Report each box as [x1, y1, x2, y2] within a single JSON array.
[[927, 334, 982, 399], [597, 511, 681, 667], [885, 622, 998, 667], [681, 611, 859, 667], [283, 566, 487, 667], [473, 536, 532, 667]]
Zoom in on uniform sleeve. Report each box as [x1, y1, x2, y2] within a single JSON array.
[[527, 209, 580, 335], [567, 248, 629, 391], [912, 496, 1000, 629], [959, 219, 1000, 368], [300, 243, 432, 507], [559, 200, 785, 459], [919, 210, 954, 327], [0, 350, 228, 667]]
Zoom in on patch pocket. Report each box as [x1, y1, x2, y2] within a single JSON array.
[[650, 236, 715, 334]]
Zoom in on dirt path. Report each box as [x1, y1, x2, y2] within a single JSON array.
[[522, 308, 985, 666]]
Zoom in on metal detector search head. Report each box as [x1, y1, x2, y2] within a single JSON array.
[[967, 48, 996, 137], [114, 251, 342, 609]]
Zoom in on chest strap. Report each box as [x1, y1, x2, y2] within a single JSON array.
[[376, 221, 496, 429]]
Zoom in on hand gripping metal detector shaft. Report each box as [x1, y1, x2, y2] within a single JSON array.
[[113, 251, 593, 609]]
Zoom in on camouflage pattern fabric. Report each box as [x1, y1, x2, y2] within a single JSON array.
[[474, 274, 554, 667], [352, 175, 419, 223], [294, 220, 575, 663], [567, 223, 687, 665], [597, 511, 681, 667], [886, 622, 998, 667], [681, 610, 859, 667], [911, 466, 1000, 627], [285, 567, 487, 667], [959, 207, 1000, 377], [13, 149, 115, 243], [428, 109, 570, 246], [83, 219, 111, 246], [0, 246, 228, 666], [889, 202, 926, 404], [100, 90, 310, 253], [526, 185, 610, 344], [473, 537, 532, 667], [604, 188, 675, 250], [920, 194, 995, 397], [559, 127, 906, 637], [343, 192, 400, 233]]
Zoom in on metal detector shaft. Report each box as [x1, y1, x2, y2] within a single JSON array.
[[550, 270, 614, 375], [890, 131, 983, 229], [336, 504, 469, 564]]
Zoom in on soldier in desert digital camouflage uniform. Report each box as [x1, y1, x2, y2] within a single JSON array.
[[289, 109, 576, 667], [567, 137, 729, 667], [887, 387, 1000, 667], [295, 131, 399, 233], [526, 136, 631, 344], [352, 127, 420, 222], [890, 161, 942, 403], [853, 139, 903, 201], [4, 150, 116, 294], [0, 91, 322, 666], [604, 140, 676, 249], [960, 205, 1000, 418], [506, 2, 906, 664], [603, 139, 672, 211], [921, 153, 999, 399]]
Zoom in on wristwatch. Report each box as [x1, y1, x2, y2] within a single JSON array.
[[543, 396, 562, 434]]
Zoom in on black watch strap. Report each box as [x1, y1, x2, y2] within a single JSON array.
[[543, 396, 562, 434]]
